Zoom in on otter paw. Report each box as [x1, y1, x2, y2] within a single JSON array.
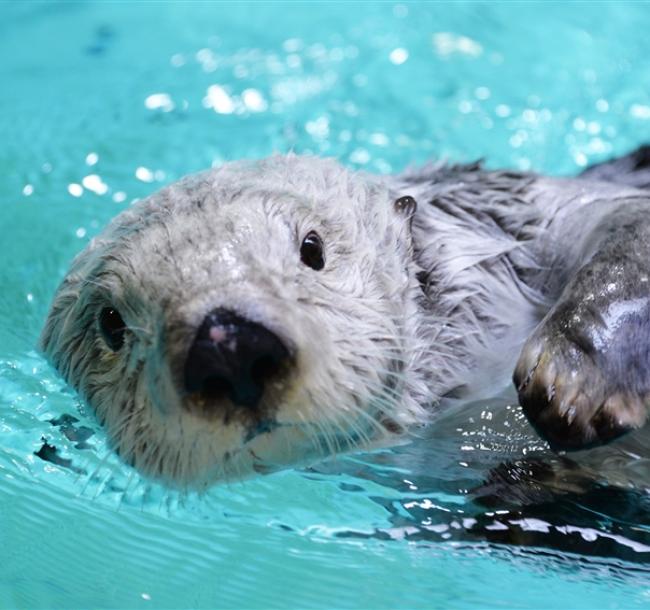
[[513, 331, 648, 450]]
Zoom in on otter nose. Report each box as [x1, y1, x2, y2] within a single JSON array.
[[184, 308, 290, 409]]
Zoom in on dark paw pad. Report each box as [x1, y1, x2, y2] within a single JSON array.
[[514, 332, 647, 450]]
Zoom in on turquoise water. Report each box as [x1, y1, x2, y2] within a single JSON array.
[[2, 1, 650, 608]]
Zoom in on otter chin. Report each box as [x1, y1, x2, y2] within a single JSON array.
[[41, 150, 650, 489]]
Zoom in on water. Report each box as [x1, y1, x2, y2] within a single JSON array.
[[2, 1, 650, 608]]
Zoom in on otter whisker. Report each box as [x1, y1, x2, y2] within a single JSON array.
[[116, 470, 138, 512], [75, 448, 113, 499], [303, 393, 343, 458], [295, 410, 329, 458]]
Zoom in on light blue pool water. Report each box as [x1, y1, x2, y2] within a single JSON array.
[[2, 2, 650, 608]]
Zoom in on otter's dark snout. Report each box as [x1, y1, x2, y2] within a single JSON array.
[[184, 308, 290, 409]]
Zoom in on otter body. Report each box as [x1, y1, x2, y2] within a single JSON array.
[[40, 150, 650, 488], [398, 161, 650, 449]]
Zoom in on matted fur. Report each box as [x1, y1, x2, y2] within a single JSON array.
[[39, 154, 647, 488]]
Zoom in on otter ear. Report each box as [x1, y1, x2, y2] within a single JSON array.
[[385, 194, 418, 261], [392, 195, 418, 240], [393, 195, 417, 219]]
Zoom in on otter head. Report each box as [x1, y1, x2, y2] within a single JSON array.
[[40, 155, 428, 488]]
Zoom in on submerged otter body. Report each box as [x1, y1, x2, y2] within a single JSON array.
[[40, 150, 650, 488]]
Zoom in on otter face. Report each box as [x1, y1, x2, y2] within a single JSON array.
[[40, 155, 428, 488]]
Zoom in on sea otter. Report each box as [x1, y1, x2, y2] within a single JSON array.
[[40, 147, 650, 488]]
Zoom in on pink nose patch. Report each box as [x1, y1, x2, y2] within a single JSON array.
[[209, 326, 227, 343]]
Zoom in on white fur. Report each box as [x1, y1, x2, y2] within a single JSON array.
[[40, 154, 644, 488]]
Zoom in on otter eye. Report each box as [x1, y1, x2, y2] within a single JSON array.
[[300, 231, 325, 271], [99, 307, 126, 351]]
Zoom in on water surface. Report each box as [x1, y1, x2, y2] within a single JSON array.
[[2, 2, 650, 608]]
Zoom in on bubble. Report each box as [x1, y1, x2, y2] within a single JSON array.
[[369, 132, 389, 146], [433, 33, 483, 57], [389, 48, 409, 65], [144, 93, 174, 112], [286, 54, 301, 70], [586, 121, 601, 135], [242, 89, 268, 112], [170, 53, 185, 67], [350, 148, 370, 164], [68, 183, 83, 197], [282, 38, 302, 53], [574, 151, 588, 166], [305, 116, 329, 139], [631, 104, 650, 119], [82, 174, 108, 195], [203, 85, 235, 114], [135, 167, 154, 182], [475, 86, 490, 100], [573, 117, 586, 131]]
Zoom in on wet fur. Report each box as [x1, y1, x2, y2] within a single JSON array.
[[40, 152, 650, 488]]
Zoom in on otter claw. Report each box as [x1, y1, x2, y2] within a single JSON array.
[[514, 331, 648, 451]]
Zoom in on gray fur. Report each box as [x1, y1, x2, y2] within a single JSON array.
[[40, 153, 650, 488]]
